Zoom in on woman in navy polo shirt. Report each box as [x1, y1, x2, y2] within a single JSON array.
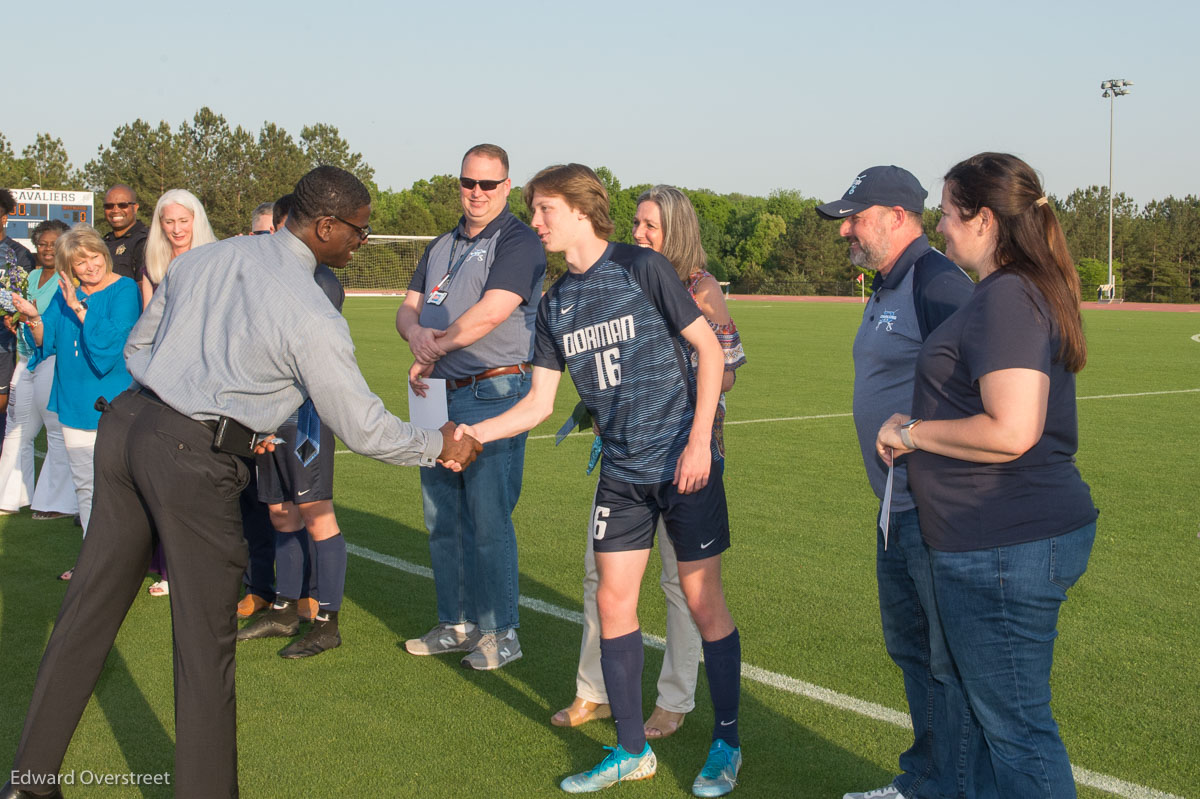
[[876, 152, 1097, 799]]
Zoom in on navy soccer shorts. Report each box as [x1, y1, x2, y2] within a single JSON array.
[[255, 416, 335, 505], [590, 461, 729, 561]]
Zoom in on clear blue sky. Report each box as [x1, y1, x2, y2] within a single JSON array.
[[8, 0, 1196, 206]]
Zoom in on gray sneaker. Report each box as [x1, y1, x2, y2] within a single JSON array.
[[460, 628, 522, 670], [843, 787, 907, 799], [404, 623, 481, 656]]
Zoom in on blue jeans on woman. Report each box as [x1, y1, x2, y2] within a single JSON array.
[[930, 522, 1096, 799], [420, 371, 530, 634]]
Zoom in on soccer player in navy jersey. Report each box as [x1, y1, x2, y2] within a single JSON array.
[[454, 164, 742, 797]]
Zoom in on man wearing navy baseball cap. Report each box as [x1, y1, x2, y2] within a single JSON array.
[[821, 166, 978, 799]]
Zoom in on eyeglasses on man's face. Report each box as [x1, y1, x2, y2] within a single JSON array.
[[331, 215, 371, 241]]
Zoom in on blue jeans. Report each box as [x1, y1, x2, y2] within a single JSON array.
[[421, 371, 530, 634], [877, 507, 978, 799], [930, 522, 1096, 799]]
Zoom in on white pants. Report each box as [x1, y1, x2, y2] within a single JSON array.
[[575, 499, 702, 713], [61, 426, 98, 536], [0, 356, 76, 513]]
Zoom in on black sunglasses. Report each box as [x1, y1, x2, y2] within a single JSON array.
[[459, 176, 507, 191], [331, 215, 371, 241], [103, 202, 135, 210]]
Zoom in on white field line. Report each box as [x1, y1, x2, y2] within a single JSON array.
[[346, 542, 1185, 799], [529, 411, 855, 441], [334, 387, 1200, 454], [1078, 387, 1200, 400]]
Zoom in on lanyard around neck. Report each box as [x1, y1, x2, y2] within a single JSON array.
[[431, 232, 477, 293]]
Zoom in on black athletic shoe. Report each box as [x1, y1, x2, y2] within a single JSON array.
[[279, 613, 341, 659], [1, 779, 65, 798], [236, 600, 299, 641]]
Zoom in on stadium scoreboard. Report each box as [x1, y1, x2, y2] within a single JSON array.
[[2, 187, 96, 252]]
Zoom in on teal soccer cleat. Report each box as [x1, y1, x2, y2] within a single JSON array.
[[560, 743, 656, 793], [692, 739, 742, 797]]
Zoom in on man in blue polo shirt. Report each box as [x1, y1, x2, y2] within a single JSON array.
[[817, 166, 976, 799], [396, 143, 546, 671]]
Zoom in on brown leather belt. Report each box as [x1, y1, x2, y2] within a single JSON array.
[[447, 363, 530, 391]]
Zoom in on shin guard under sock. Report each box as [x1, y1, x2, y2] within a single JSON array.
[[312, 533, 347, 614], [599, 629, 646, 754], [275, 530, 305, 600], [298, 526, 313, 598], [702, 627, 741, 747]]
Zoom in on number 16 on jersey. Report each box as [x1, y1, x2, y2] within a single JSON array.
[[594, 347, 621, 390]]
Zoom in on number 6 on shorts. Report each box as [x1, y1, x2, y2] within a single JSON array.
[[592, 505, 610, 540]]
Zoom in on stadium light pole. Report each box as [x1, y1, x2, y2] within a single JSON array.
[[1100, 78, 1132, 301]]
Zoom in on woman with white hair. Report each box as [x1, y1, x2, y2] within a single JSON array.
[[140, 189, 216, 308], [140, 189, 216, 595]]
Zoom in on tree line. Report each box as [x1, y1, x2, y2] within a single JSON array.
[[2, 109, 1196, 302]]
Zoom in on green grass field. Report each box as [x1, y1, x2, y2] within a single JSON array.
[[1, 299, 1197, 798]]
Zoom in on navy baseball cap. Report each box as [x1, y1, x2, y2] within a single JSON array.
[[816, 165, 928, 219]]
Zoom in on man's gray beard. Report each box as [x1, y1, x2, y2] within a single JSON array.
[[849, 238, 890, 270], [849, 214, 892, 270]]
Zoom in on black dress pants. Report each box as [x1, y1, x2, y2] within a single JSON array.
[[12, 389, 249, 798]]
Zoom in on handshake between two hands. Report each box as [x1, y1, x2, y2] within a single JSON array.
[[406, 327, 480, 471], [436, 421, 483, 471], [250, 420, 484, 472]]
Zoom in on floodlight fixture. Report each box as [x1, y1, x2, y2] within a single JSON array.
[[1100, 78, 1133, 301]]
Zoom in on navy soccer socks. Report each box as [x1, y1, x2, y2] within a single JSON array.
[[599, 629, 646, 754], [274, 529, 308, 601], [703, 627, 741, 747], [312, 534, 347, 616]]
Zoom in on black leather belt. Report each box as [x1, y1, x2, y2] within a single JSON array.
[[138, 387, 217, 430]]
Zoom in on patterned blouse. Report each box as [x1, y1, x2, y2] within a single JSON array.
[[685, 270, 746, 457]]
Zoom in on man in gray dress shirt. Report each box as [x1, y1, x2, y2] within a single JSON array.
[[0, 167, 481, 799]]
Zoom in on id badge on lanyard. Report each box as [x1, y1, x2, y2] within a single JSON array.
[[426, 235, 474, 306]]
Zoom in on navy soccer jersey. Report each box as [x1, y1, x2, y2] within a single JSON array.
[[532, 242, 711, 484]]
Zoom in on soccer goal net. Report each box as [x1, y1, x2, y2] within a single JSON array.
[[337, 235, 435, 293]]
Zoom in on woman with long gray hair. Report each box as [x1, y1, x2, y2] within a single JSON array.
[[141, 189, 216, 308]]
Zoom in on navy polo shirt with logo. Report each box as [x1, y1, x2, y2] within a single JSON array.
[[851, 235, 974, 511], [408, 208, 546, 381]]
